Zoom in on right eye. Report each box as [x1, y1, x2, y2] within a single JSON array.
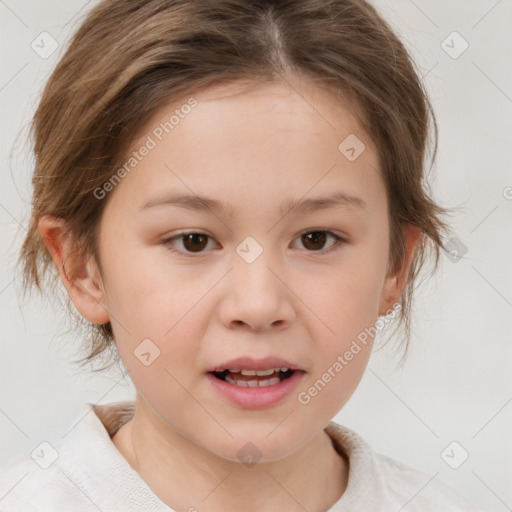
[[161, 232, 220, 255]]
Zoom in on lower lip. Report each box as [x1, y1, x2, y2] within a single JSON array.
[[206, 371, 305, 409]]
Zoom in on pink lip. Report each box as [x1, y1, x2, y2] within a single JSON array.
[[207, 356, 303, 372], [205, 370, 305, 409]]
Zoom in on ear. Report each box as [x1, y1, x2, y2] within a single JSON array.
[[379, 224, 422, 315], [38, 215, 110, 324]]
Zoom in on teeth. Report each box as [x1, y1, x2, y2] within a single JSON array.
[[225, 376, 281, 387], [241, 369, 272, 376], [237, 368, 289, 376]]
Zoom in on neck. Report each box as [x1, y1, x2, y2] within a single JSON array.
[[112, 397, 348, 512]]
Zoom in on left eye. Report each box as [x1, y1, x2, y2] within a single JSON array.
[[291, 230, 343, 252], [162, 230, 343, 255]]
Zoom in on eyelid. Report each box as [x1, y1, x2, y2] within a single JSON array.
[[161, 229, 347, 256], [291, 229, 345, 253], [162, 230, 220, 257]]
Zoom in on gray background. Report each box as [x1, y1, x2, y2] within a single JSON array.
[[1, 0, 511, 510]]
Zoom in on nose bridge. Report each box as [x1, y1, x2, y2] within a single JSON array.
[[233, 238, 280, 298], [218, 238, 295, 330]]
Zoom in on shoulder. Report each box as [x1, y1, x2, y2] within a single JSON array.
[[0, 455, 38, 511], [0, 401, 169, 512], [324, 421, 481, 511], [0, 438, 102, 511], [0, 402, 117, 511], [373, 452, 480, 511], [0, 453, 93, 511]]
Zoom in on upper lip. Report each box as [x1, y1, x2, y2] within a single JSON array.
[[208, 356, 304, 373]]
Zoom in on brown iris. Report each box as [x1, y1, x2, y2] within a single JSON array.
[[182, 233, 208, 252], [301, 231, 327, 251]]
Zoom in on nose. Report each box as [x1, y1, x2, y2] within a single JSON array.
[[218, 252, 296, 332]]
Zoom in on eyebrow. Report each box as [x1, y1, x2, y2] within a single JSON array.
[[141, 191, 365, 217]]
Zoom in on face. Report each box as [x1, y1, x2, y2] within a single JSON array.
[[69, 78, 402, 461]]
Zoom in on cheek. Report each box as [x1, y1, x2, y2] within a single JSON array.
[[295, 250, 387, 339], [110, 282, 209, 372], [101, 238, 219, 335], [113, 311, 206, 416], [292, 241, 388, 400], [294, 274, 376, 418], [300, 345, 372, 424]]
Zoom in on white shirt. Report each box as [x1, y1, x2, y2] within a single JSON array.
[[0, 401, 480, 511]]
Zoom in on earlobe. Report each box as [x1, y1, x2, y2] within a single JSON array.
[[38, 215, 110, 325], [379, 224, 422, 315]]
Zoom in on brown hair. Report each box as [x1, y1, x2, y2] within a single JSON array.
[[18, 0, 449, 372]]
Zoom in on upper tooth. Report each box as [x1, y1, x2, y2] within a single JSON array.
[[239, 368, 278, 376]]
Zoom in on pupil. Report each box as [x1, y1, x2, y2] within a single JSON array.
[[183, 233, 207, 252], [303, 232, 326, 250]]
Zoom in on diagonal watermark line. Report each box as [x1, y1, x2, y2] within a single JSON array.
[[60, 469, 104, 511], [265, 266, 336, 335], [0, 267, 22, 296], [471, 265, 512, 309], [472, 471, 512, 510], [420, 62, 439, 83], [0, 0, 29, 28], [0, 62, 28, 92], [0, 471, 29, 504], [266, 163, 337, 234], [470, 205, 499, 233], [61, 372, 132, 439], [0, 409, 29, 439], [163, 163, 234, 233], [369, 369, 439, 438], [472, 61, 512, 105], [276, 71, 337, 132], [200, 471, 233, 503], [398, 472, 440, 511], [266, 471, 309, 512], [61, 0, 93, 30], [162, 267, 233, 336], [472, 397, 512, 439], [163, 368, 234, 438], [267, 471, 308, 512], [471, 0, 503, 30], [265, 409, 295, 438], [60, 407, 99, 441], [94, 369, 134, 402], [0, 203, 27, 232], [406, 0, 439, 28]]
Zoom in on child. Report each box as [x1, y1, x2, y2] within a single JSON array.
[[1, 0, 481, 510]]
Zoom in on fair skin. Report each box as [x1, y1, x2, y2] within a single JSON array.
[[39, 76, 420, 512]]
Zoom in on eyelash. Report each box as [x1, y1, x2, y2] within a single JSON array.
[[161, 230, 346, 257]]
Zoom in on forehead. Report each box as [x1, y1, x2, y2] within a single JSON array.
[[104, 77, 383, 218], [132, 76, 371, 154]]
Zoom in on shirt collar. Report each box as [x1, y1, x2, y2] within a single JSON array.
[[58, 401, 378, 511]]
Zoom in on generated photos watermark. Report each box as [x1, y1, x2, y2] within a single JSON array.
[[297, 303, 401, 405], [93, 97, 198, 200]]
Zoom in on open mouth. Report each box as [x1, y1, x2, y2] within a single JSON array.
[[210, 369, 295, 387]]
